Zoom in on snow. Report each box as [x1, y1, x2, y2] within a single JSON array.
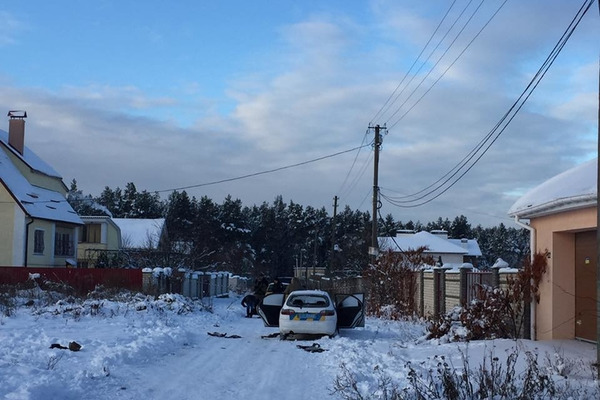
[[379, 232, 474, 255], [0, 129, 61, 179], [509, 158, 597, 218], [1, 288, 597, 400]]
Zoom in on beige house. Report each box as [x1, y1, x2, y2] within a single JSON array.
[[0, 112, 82, 267], [509, 158, 597, 342], [77, 217, 166, 267], [77, 216, 122, 268]]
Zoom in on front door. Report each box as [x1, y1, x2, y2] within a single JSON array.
[[257, 293, 285, 327], [335, 293, 365, 328], [575, 230, 597, 342]]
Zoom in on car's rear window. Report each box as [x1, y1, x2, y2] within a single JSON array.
[[286, 294, 330, 308]]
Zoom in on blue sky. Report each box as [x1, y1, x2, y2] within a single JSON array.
[[0, 0, 598, 227]]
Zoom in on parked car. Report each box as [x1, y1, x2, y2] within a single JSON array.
[[257, 289, 364, 339]]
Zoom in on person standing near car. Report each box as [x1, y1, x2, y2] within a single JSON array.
[[271, 278, 284, 294], [241, 292, 258, 318]]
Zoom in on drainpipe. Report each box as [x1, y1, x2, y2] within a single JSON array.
[[514, 215, 536, 340], [24, 217, 34, 267]]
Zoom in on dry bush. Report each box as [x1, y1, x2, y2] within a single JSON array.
[[364, 248, 434, 319]]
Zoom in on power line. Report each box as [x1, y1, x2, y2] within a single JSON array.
[[381, 0, 595, 209], [336, 130, 371, 198], [370, 0, 459, 124], [386, 0, 508, 130], [154, 143, 372, 194]]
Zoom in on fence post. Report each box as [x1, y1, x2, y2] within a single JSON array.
[[419, 270, 425, 317], [492, 266, 500, 288], [433, 268, 441, 317], [460, 266, 468, 307]]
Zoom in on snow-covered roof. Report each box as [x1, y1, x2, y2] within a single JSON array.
[[112, 218, 166, 249], [379, 231, 473, 255], [508, 158, 597, 219], [448, 238, 482, 257], [0, 129, 62, 179], [0, 139, 82, 225]]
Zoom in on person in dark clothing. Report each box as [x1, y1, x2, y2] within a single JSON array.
[[271, 278, 284, 294], [241, 293, 258, 317], [254, 274, 269, 298]]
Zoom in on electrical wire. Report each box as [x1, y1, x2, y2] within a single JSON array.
[[381, 0, 594, 209], [370, 0, 459, 124], [336, 130, 371, 198], [386, 0, 509, 129], [378, 0, 480, 125]]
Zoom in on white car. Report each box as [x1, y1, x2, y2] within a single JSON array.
[[258, 289, 364, 339]]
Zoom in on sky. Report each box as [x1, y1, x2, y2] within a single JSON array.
[[1, 287, 598, 399], [0, 0, 598, 227]]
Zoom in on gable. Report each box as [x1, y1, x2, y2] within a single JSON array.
[[0, 141, 81, 225]]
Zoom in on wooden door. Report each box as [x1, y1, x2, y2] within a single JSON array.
[[575, 231, 597, 342]]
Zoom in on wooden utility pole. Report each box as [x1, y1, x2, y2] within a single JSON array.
[[369, 125, 385, 264]]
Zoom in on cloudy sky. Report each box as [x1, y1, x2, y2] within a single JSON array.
[[0, 0, 597, 227]]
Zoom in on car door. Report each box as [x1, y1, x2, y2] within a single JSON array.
[[257, 293, 285, 327], [335, 293, 365, 328]]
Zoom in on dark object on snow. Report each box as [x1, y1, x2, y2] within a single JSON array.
[[261, 332, 280, 339], [69, 341, 82, 352], [296, 343, 326, 353], [241, 294, 258, 317], [207, 331, 242, 339], [50, 341, 82, 351]]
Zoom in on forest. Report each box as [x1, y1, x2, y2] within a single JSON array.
[[67, 180, 530, 277]]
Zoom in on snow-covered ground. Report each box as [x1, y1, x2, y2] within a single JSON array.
[[0, 288, 598, 400]]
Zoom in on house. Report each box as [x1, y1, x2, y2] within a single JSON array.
[[0, 111, 82, 267], [77, 217, 167, 267], [508, 158, 597, 342], [378, 230, 482, 267], [77, 215, 122, 268]]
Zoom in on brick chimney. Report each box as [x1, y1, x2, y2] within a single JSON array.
[[8, 110, 27, 155]]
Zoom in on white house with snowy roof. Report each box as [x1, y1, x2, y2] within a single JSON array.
[[378, 230, 482, 267], [509, 158, 597, 343], [0, 112, 82, 267]]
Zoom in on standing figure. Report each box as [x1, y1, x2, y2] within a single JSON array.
[[241, 293, 258, 318]]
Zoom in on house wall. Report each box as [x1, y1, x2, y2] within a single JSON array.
[[77, 220, 122, 267], [27, 219, 55, 267], [530, 206, 596, 340], [428, 253, 463, 265], [0, 185, 25, 266]]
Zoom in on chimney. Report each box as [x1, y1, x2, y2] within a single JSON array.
[[8, 110, 27, 155]]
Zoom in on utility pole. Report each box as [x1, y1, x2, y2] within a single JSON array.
[[369, 124, 385, 264], [329, 195, 338, 275]]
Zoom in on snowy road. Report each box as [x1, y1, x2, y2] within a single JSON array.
[[1, 292, 596, 400]]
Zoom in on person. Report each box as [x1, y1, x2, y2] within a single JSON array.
[[253, 274, 269, 298], [271, 278, 284, 294], [241, 293, 258, 318]]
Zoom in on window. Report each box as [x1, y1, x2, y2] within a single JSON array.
[[80, 223, 101, 243], [33, 230, 44, 254], [54, 233, 74, 256]]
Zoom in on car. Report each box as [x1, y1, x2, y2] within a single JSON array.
[[257, 289, 365, 339]]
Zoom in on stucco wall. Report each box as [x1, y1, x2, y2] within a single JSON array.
[[530, 206, 596, 340]]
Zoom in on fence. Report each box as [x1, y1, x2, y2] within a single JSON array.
[[0, 266, 142, 294], [141, 268, 229, 299], [420, 266, 517, 317]]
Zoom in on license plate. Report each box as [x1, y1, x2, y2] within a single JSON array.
[[290, 313, 324, 321]]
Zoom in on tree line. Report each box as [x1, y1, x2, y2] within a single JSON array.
[[68, 180, 530, 276]]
